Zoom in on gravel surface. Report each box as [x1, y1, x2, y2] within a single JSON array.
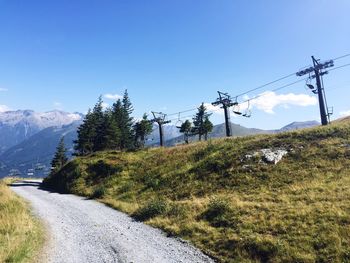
[[11, 180, 214, 263]]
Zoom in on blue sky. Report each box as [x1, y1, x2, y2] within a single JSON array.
[[0, 0, 349, 129]]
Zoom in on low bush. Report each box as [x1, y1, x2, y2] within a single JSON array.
[[202, 197, 233, 227], [91, 185, 107, 198], [134, 198, 168, 221]]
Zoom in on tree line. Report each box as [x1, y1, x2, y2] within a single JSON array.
[[73, 90, 153, 155], [52, 90, 214, 168]]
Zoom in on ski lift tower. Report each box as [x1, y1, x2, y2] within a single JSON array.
[[212, 91, 236, 137], [151, 112, 171, 147], [296, 56, 334, 125]]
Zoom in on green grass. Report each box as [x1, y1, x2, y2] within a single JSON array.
[[0, 179, 44, 263], [43, 120, 350, 262]]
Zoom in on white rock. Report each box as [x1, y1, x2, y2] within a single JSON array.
[[260, 149, 288, 164]]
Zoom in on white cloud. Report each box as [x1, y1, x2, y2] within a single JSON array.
[[104, 93, 122, 100], [0, 105, 11, 112], [203, 103, 223, 115], [339, 110, 350, 117], [0, 88, 8, 92], [102, 102, 110, 109], [53, 102, 62, 109], [248, 91, 317, 114]]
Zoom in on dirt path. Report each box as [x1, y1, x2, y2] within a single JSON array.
[[11, 180, 214, 263]]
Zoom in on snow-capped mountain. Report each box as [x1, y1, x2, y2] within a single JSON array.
[[0, 110, 83, 153]]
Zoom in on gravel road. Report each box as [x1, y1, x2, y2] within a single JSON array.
[[10, 180, 214, 263]]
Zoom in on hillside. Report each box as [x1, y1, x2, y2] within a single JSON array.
[[43, 119, 350, 262], [334, 115, 350, 123], [277, 120, 320, 132]]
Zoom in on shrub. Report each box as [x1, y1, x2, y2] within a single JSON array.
[[134, 198, 168, 221], [202, 197, 233, 227], [91, 185, 107, 198]]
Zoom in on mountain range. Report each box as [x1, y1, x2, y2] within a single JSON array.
[[0, 110, 82, 154], [0, 109, 320, 178]]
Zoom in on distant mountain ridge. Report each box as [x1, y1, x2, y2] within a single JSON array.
[[0, 121, 81, 178], [278, 121, 320, 132], [0, 110, 82, 153]]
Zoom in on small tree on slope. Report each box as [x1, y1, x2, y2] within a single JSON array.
[[134, 113, 153, 148], [192, 103, 213, 141], [51, 137, 68, 173], [179, 120, 192, 144]]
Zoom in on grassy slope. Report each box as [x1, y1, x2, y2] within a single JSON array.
[[43, 121, 350, 263], [0, 179, 43, 263]]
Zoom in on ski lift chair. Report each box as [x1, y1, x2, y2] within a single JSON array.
[[242, 100, 252, 118], [232, 100, 242, 115], [175, 113, 184, 129]]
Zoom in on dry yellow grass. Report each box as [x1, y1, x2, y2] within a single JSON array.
[[0, 180, 43, 263]]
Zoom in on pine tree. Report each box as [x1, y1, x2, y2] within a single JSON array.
[[74, 109, 96, 155], [92, 96, 106, 152], [192, 103, 212, 141], [74, 96, 106, 155], [179, 120, 192, 144], [51, 137, 68, 173], [134, 113, 153, 148], [121, 90, 134, 149], [203, 116, 213, 141], [112, 90, 135, 150], [99, 109, 121, 150], [112, 99, 123, 149]]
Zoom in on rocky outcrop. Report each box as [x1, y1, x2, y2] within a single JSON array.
[[241, 148, 289, 166]]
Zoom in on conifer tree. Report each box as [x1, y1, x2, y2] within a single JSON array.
[[98, 109, 121, 150], [112, 99, 123, 149], [112, 90, 135, 150], [192, 103, 212, 141], [121, 90, 134, 149], [92, 96, 106, 152], [74, 109, 96, 155], [134, 113, 153, 148], [74, 96, 106, 155], [179, 119, 192, 144], [203, 116, 213, 141], [51, 137, 68, 173]]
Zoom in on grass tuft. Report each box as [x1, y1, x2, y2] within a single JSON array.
[[134, 198, 168, 221]]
